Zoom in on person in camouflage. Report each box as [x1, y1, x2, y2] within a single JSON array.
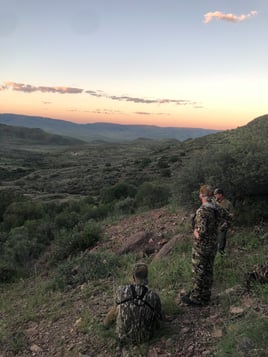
[[103, 262, 162, 345], [181, 185, 231, 306], [214, 188, 235, 255]]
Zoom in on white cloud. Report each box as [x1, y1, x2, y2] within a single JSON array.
[[203, 10, 258, 24]]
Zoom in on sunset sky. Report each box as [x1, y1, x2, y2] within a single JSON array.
[[1, 0, 267, 130]]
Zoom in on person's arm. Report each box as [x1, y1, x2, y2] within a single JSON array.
[[195, 208, 207, 239]]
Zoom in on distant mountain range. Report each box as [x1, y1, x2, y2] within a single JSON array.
[[0, 113, 220, 142]]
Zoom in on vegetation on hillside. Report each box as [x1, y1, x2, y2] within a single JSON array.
[[0, 113, 219, 142], [0, 123, 85, 146], [0, 114, 267, 356]]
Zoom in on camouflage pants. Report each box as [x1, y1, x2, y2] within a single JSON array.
[[217, 229, 227, 253], [190, 245, 217, 303]]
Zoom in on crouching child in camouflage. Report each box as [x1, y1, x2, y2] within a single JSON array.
[[103, 262, 163, 345]]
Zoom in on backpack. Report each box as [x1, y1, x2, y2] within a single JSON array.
[[116, 285, 159, 344]]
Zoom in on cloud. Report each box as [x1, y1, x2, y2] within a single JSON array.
[[2, 81, 199, 108], [134, 112, 151, 115], [4, 82, 83, 94], [203, 10, 258, 24], [83, 109, 123, 115], [84, 90, 104, 97], [134, 111, 170, 116]]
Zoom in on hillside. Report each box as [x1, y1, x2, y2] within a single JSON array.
[[0, 114, 267, 205], [0, 113, 219, 142], [0, 207, 267, 356], [0, 114, 267, 356], [0, 123, 85, 146]]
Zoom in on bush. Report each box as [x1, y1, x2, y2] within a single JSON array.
[[0, 190, 24, 223], [84, 203, 112, 221], [114, 197, 136, 215], [101, 182, 137, 203], [55, 211, 80, 230], [53, 221, 102, 261], [135, 182, 171, 209], [0, 260, 18, 283], [53, 252, 119, 289], [3, 226, 35, 266], [2, 200, 45, 230]]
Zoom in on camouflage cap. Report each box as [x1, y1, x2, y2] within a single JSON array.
[[133, 262, 148, 285], [214, 188, 224, 195]]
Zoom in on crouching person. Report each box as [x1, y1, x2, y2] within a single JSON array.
[[104, 262, 163, 345]]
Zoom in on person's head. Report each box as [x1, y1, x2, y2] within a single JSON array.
[[132, 262, 148, 286], [199, 185, 214, 202], [214, 188, 224, 201]]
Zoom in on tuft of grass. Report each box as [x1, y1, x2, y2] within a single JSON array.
[[217, 312, 268, 357], [0, 330, 27, 354], [150, 241, 192, 291]]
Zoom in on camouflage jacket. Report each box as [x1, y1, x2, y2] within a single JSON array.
[[115, 284, 162, 344], [193, 202, 231, 249], [216, 198, 234, 214]]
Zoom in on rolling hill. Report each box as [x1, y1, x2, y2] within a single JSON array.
[[0, 123, 85, 146], [0, 113, 219, 142]]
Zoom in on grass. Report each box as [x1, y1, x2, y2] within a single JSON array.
[[0, 223, 267, 355], [217, 312, 268, 356]]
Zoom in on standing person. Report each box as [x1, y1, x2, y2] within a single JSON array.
[[103, 262, 163, 345], [181, 185, 231, 306], [214, 188, 235, 255]]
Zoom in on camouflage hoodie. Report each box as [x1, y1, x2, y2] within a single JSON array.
[[116, 284, 162, 344]]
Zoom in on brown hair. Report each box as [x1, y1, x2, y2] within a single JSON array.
[[200, 185, 214, 197]]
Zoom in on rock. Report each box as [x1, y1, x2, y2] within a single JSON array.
[[211, 328, 223, 338], [230, 306, 245, 315], [74, 317, 82, 327], [152, 234, 186, 261], [116, 231, 154, 254], [30, 344, 43, 353]]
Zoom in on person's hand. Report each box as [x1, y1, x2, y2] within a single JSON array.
[[194, 229, 199, 239]]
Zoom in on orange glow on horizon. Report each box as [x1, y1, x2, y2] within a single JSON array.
[[0, 90, 264, 131], [1, 107, 253, 131]]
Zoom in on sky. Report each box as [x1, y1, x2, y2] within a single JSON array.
[[0, 0, 267, 130]]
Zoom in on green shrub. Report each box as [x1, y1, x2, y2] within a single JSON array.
[[101, 182, 137, 203], [55, 211, 80, 229], [0, 260, 18, 283], [138, 157, 152, 169], [3, 227, 36, 266], [157, 156, 169, 169], [83, 203, 112, 221], [2, 200, 45, 230], [160, 168, 171, 177], [114, 197, 136, 214], [53, 221, 102, 261], [53, 252, 119, 289], [135, 182, 171, 209], [0, 189, 24, 223]]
